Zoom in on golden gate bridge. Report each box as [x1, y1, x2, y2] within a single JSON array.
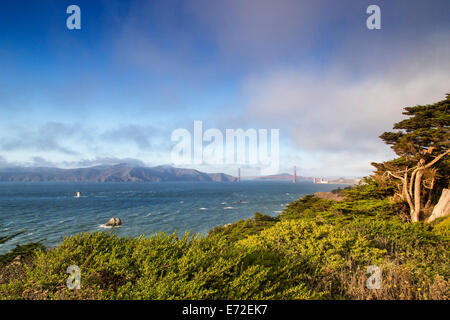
[[236, 166, 318, 183]]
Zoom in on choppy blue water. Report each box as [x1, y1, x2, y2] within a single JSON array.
[[0, 181, 342, 253]]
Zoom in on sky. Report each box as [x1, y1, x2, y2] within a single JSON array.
[[0, 0, 449, 177]]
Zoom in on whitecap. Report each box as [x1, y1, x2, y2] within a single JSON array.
[[224, 207, 234, 210], [99, 224, 120, 229], [200, 208, 207, 210]]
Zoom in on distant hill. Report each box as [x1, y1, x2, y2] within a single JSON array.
[[0, 164, 237, 182]]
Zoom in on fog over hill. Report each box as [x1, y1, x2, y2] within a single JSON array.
[[0, 164, 237, 182]]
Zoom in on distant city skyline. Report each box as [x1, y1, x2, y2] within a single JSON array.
[[0, 0, 449, 176]]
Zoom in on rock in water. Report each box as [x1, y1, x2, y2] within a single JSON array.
[[105, 218, 115, 226], [105, 217, 122, 227]]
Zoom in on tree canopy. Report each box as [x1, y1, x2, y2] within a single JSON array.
[[373, 94, 450, 222], [380, 93, 449, 156]]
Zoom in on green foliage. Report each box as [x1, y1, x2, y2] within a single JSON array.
[[280, 195, 334, 220], [331, 199, 394, 216], [330, 186, 352, 195], [379, 94, 450, 156], [0, 242, 45, 265], [238, 219, 386, 273], [208, 212, 279, 243], [342, 178, 395, 201], [0, 227, 46, 265], [432, 216, 450, 238]]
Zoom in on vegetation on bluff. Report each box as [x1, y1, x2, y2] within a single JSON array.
[[0, 95, 448, 300]]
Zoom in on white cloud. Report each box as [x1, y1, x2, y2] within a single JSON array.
[[236, 39, 450, 176]]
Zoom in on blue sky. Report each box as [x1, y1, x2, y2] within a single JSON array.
[[0, 0, 449, 176]]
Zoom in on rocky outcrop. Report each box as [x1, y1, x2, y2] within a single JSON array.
[[314, 191, 345, 201], [105, 217, 122, 227], [427, 189, 450, 222]]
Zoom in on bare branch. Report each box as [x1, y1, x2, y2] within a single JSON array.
[[424, 149, 450, 169], [386, 170, 405, 181]]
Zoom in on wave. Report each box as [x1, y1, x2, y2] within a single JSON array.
[[98, 224, 121, 229]]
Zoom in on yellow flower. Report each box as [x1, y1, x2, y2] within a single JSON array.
[[417, 288, 422, 291]]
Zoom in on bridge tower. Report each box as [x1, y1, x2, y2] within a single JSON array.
[[238, 168, 241, 182], [293, 166, 296, 184]]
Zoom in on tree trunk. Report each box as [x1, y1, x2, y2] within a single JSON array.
[[402, 171, 414, 213], [411, 170, 424, 222], [385, 149, 449, 222], [427, 189, 450, 222]]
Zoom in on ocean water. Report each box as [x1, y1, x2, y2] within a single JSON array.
[[0, 181, 342, 253]]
